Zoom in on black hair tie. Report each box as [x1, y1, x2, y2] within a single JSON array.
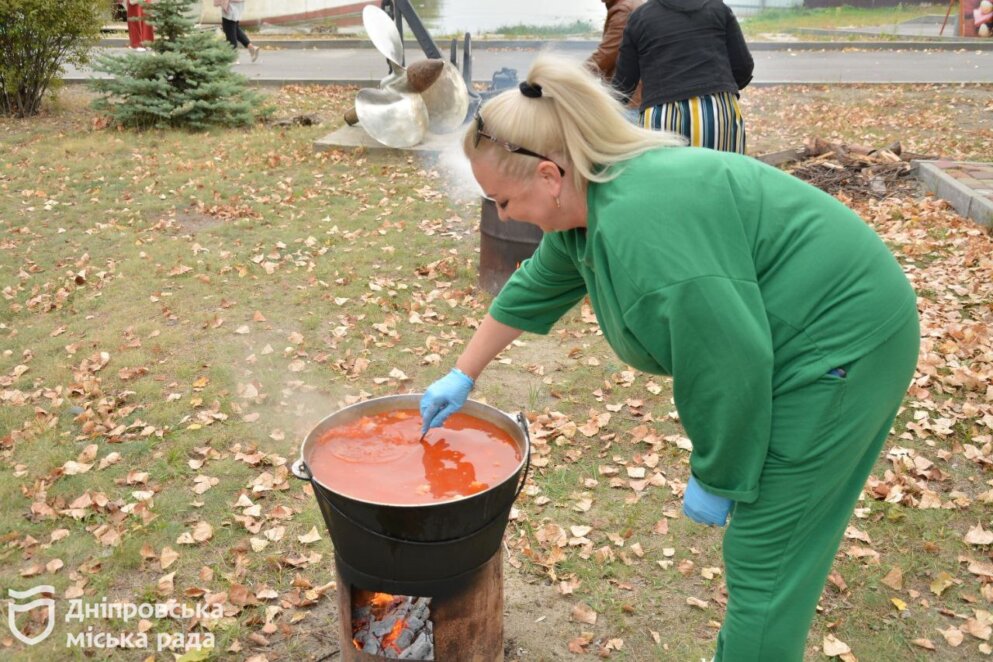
[[519, 81, 543, 99]]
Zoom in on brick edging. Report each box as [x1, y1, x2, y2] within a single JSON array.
[[914, 160, 993, 228]]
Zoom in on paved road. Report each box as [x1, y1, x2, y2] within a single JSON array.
[[67, 43, 993, 86]]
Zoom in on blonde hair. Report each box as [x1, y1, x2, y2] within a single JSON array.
[[462, 52, 685, 191]]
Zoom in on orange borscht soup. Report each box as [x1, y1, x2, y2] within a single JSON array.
[[309, 409, 521, 504]]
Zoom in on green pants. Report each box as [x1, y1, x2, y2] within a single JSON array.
[[715, 312, 920, 661]]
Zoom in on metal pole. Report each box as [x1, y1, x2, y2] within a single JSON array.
[[463, 32, 473, 89], [396, 0, 442, 60]]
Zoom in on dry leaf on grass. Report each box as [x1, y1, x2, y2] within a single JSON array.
[[264, 526, 286, 542], [823, 634, 851, 656], [298, 527, 322, 544], [880, 566, 903, 590], [177, 521, 213, 545], [160, 546, 179, 570], [571, 602, 598, 625], [567, 633, 593, 653], [157, 572, 175, 596], [930, 571, 956, 596], [964, 614, 993, 641], [939, 626, 964, 647], [964, 524, 993, 546]]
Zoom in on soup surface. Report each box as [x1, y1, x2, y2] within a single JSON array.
[[309, 409, 521, 504]]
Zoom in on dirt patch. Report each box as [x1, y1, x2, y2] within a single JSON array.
[[273, 590, 343, 661], [504, 567, 574, 661], [485, 335, 571, 409], [172, 209, 225, 234]]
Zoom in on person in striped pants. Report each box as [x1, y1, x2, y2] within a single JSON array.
[[612, 0, 753, 153]]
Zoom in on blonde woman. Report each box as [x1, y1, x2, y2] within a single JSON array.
[[419, 54, 919, 661]]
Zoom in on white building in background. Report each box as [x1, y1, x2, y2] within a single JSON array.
[[194, 0, 376, 25], [176, 0, 801, 28]]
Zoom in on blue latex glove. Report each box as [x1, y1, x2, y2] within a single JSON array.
[[683, 475, 734, 527], [420, 368, 474, 434]]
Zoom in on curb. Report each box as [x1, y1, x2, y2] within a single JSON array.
[[749, 39, 993, 51], [914, 160, 993, 228], [95, 37, 993, 51]]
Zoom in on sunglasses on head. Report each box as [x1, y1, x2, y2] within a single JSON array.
[[473, 112, 565, 176]]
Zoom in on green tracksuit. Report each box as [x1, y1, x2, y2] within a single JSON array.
[[490, 147, 919, 660]]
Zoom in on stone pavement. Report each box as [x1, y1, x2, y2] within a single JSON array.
[[916, 161, 993, 228]]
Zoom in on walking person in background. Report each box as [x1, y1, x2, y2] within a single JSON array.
[[613, 0, 753, 153], [586, 0, 644, 113], [217, 0, 261, 62], [419, 54, 920, 660], [126, 0, 154, 51]]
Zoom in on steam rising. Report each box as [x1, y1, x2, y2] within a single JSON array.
[[432, 130, 486, 205]]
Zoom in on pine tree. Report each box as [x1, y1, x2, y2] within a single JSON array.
[[90, 0, 264, 130]]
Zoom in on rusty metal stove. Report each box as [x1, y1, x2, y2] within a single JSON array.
[[336, 550, 504, 661]]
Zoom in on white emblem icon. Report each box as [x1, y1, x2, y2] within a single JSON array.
[[7, 585, 55, 646]]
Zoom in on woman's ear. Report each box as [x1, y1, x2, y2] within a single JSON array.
[[535, 161, 563, 194]]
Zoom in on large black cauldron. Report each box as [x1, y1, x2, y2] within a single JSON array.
[[291, 395, 530, 596]]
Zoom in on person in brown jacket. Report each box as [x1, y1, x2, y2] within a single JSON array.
[[586, 0, 644, 110]]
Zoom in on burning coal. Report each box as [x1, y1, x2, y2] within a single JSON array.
[[351, 591, 434, 659]]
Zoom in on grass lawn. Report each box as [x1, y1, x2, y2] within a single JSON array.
[[740, 3, 954, 38], [1, 82, 992, 661], [483, 4, 955, 39]]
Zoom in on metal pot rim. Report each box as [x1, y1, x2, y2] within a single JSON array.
[[294, 394, 529, 508]]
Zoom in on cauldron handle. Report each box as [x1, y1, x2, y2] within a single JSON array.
[[513, 411, 531, 501], [291, 457, 312, 481]]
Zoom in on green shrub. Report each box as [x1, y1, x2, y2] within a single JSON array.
[[0, 0, 104, 117], [90, 0, 265, 130]]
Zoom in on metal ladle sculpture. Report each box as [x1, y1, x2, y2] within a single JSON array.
[[350, 6, 470, 149]]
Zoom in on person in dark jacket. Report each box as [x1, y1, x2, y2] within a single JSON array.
[[586, 0, 645, 110], [613, 0, 754, 153]]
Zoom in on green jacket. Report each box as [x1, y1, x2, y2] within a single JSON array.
[[490, 147, 916, 503]]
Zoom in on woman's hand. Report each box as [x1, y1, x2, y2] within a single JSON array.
[[420, 368, 474, 434], [418, 315, 521, 434], [683, 475, 733, 527]]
